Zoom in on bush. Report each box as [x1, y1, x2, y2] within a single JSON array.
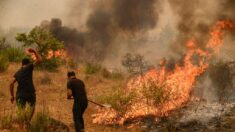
[[85, 63, 101, 75], [0, 53, 9, 72], [30, 112, 69, 132], [29, 112, 51, 132], [142, 79, 168, 106], [38, 58, 63, 71], [16, 26, 65, 71], [4, 47, 26, 62], [97, 86, 135, 113], [122, 53, 151, 74]]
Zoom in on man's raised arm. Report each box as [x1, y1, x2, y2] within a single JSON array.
[[28, 48, 42, 65]]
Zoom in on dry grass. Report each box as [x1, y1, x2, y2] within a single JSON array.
[[0, 63, 138, 132]]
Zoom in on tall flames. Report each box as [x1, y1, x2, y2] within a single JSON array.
[[93, 20, 235, 125]]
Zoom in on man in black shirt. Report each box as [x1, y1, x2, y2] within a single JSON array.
[[67, 71, 88, 132], [9, 48, 42, 120]]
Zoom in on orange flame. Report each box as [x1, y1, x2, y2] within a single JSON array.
[[28, 49, 68, 60], [93, 20, 234, 125], [46, 49, 68, 59]]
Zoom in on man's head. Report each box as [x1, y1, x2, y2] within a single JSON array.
[[22, 58, 30, 66], [67, 71, 76, 79]]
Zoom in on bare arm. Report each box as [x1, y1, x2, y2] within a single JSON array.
[[10, 78, 17, 104], [28, 48, 42, 65]]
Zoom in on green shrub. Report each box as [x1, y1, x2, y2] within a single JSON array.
[[30, 111, 69, 132], [0, 53, 9, 72], [16, 26, 65, 71], [4, 47, 26, 62], [16, 104, 34, 125], [38, 58, 63, 71], [97, 86, 135, 113], [85, 63, 101, 74]]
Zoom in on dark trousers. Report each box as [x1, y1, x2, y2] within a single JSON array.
[[16, 93, 36, 108], [73, 102, 87, 132]]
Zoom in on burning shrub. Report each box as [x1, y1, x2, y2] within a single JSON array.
[[100, 86, 135, 113], [93, 20, 235, 125], [209, 60, 233, 102], [93, 84, 136, 125], [142, 79, 168, 106]]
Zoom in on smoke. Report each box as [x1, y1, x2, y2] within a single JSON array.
[[113, 0, 158, 32], [1, 0, 234, 65], [165, 0, 235, 102], [220, 0, 235, 20], [40, 0, 161, 62], [167, 0, 235, 57], [0, 0, 7, 18]]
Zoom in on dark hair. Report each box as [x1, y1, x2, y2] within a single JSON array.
[[22, 58, 30, 65], [67, 71, 76, 78]]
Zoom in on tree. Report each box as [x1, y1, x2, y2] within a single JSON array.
[[122, 53, 151, 74], [16, 27, 64, 58], [16, 26, 64, 71]]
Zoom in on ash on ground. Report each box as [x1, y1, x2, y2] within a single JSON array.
[[179, 101, 235, 123]]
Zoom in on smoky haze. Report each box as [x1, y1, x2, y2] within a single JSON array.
[[0, 0, 235, 65], [41, 0, 161, 62], [167, 0, 235, 58]]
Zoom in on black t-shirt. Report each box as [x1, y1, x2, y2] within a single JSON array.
[[14, 63, 35, 96], [67, 78, 88, 104]]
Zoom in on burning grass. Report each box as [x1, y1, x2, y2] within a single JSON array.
[[92, 20, 235, 125]]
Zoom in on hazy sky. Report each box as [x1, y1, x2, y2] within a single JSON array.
[[0, 0, 69, 29]]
